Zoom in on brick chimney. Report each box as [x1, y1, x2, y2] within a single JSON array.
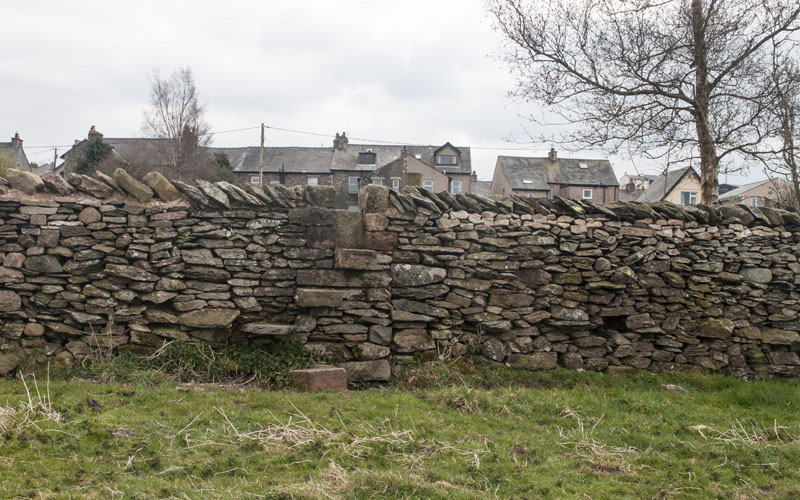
[[10, 132, 22, 147], [88, 125, 103, 142], [548, 146, 557, 162], [333, 131, 348, 151]]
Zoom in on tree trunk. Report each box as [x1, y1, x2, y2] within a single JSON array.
[[692, 0, 719, 204]]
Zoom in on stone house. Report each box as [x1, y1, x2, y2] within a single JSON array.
[[637, 166, 702, 205], [0, 133, 30, 171], [718, 178, 791, 208], [490, 149, 620, 203]]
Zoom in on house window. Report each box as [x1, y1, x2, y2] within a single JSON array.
[[579, 162, 588, 169], [371, 178, 383, 186], [582, 189, 593, 200], [436, 154, 458, 165], [751, 197, 763, 207], [527, 193, 535, 198], [250, 175, 260, 185], [307, 177, 318, 186], [358, 152, 376, 164], [423, 180, 434, 192], [348, 176, 360, 194], [347, 205, 359, 211], [451, 180, 462, 194], [681, 191, 697, 205], [391, 179, 400, 190]]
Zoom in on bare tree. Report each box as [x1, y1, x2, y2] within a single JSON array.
[[142, 67, 211, 180], [762, 46, 800, 208], [488, 0, 800, 203]]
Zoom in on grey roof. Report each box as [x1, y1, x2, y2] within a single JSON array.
[[496, 155, 619, 191], [330, 143, 472, 174], [637, 166, 699, 202], [718, 179, 781, 201], [61, 136, 471, 176], [496, 156, 551, 191], [0, 141, 29, 170], [719, 183, 738, 195], [215, 146, 334, 173]]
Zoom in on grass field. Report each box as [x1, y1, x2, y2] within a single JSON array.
[[0, 352, 798, 499]]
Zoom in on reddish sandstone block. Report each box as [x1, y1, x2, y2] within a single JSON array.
[[289, 367, 347, 392]]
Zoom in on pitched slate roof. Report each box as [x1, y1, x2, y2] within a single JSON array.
[[718, 179, 782, 201], [637, 166, 699, 202], [496, 155, 619, 191], [329, 144, 472, 174], [61, 135, 472, 177], [496, 156, 551, 191], [214, 146, 334, 173]]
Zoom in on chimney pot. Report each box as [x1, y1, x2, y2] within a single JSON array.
[[11, 132, 22, 146], [548, 147, 557, 162]]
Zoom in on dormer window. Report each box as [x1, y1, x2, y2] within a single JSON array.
[[358, 151, 376, 164], [437, 154, 458, 165]]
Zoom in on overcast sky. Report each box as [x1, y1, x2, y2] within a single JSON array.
[[4, 0, 758, 184]]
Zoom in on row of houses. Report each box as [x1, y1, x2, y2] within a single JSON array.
[[1, 128, 791, 208], [620, 166, 790, 208]]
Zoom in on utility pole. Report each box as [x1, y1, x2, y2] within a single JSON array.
[[259, 123, 265, 187]]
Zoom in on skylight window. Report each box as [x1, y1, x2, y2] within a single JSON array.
[[579, 162, 588, 169], [522, 180, 533, 184]]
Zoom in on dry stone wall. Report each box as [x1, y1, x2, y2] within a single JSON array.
[[1, 178, 799, 380]]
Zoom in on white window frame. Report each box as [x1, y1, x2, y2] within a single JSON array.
[[681, 191, 697, 205], [423, 180, 434, 192], [371, 178, 383, 186], [391, 178, 400, 191], [437, 154, 457, 165], [348, 176, 360, 194], [582, 188, 593, 200], [347, 205, 359, 211], [527, 193, 535, 198], [450, 179, 462, 194], [307, 177, 318, 186], [250, 175, 260, 185], [751, 197, 763, 207]]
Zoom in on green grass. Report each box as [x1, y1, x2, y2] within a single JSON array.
[[0, 358, 798, 499]]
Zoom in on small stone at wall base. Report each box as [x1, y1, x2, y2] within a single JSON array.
[[289, 367, 347, 392], [339, 360, 391, 382], [508, 352, 557, 371]]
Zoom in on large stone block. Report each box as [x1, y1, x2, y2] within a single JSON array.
[[289, 367, 347, 391], [6, 169, 44, 194], [335, 210, 364, 248], [23, 254, 63, 273], [335, 248, 378, 270], [295, 288, 343, 308], [142, 171, 182, 201], [358, 184, 390, 213], [340, 360, 391, 382], [508, 352, 558, 371], [391, 264, 446, 287], [289, 207, 335, 226], [114, 168, 153, 203], [66, 173, 114, 198], [0, 290, 21, 312], [393, 329, 435, 353], [695, 318, 735, 339], [178, 309, 240, 328], [761, 329, 800, 345]]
